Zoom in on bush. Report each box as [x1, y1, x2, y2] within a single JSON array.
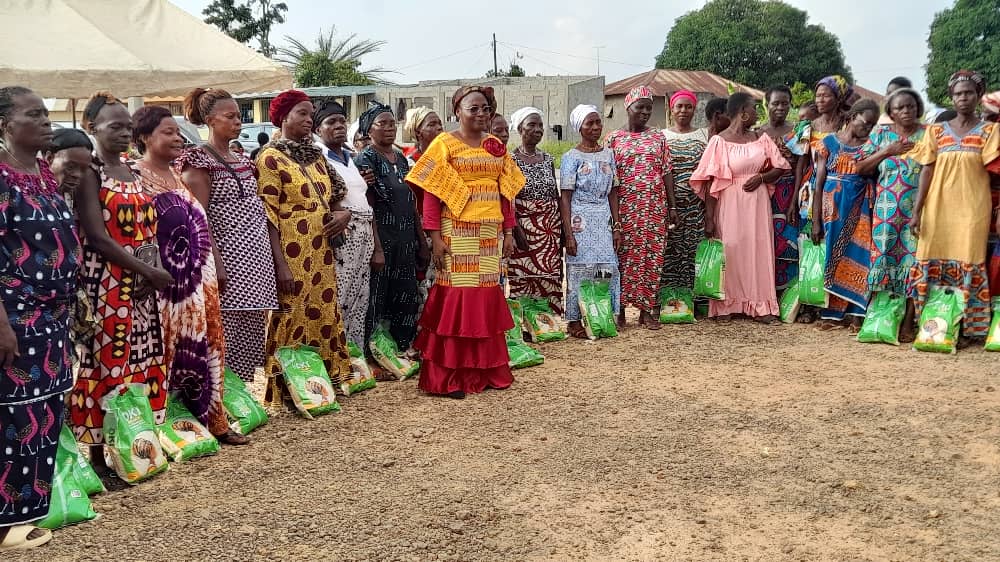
[[537, 140, 576, 169]]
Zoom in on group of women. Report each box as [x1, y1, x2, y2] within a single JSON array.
[[2, 66, 999, 547]]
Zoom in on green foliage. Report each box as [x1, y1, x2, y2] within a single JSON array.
[[655, 0, 852, 90], [790, 81, 814, 108], [925, 0, 1000, 106], [486, 62, 526, 78], [538, 140, 576, 169], [276, 27, 391, 87], [203, 0, 287, 56]]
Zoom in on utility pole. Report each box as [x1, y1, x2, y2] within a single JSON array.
[[492, 33, 498, 76], [594, 45, 606, 75]]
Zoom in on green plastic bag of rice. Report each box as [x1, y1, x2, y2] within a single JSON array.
[[223, 368, 268, 435], [580, 279, 619, 338], [343, 341, 377, 394], [156, 395, 220, 462], [369, 323, 420, 379], [507, 340, 544, 369], [779, 279, 801, 324], [693, 239, 726, 300], [56, 423, 105, 496], [102, 384, 169, 484], [276, 345, 342, 419], [913, 286, 966, 354], [37, 450, 99, 530], [857, 291, 906, 346], [506, 299, 527, 343], [519, 297, 567, 342], [985, 297, 1000, 352], [798, 238, 828, 307], [658, 286, 695, 325]]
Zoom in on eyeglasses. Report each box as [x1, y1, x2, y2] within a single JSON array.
[[461, 105, 493, 115]]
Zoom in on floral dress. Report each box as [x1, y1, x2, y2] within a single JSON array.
[[509, 150, 563, 313], [606, 128, 672, 312]]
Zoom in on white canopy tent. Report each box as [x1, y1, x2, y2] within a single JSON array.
[[0, 0, 292, 99]]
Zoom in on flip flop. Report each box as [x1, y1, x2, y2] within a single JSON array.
[[0, 525, 52, 551]]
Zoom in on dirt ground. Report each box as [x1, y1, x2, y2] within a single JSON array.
[[21, 318, 1000, 561]]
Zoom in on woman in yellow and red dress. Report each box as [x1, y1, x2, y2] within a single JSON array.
[[405, 86, 525, 399]]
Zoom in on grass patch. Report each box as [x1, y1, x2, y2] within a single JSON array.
[[538, 140, 577, 169]]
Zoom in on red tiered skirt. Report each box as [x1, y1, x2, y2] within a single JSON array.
[[415, 217, 514, 395]]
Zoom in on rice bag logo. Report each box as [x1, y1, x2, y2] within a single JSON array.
[[122, 406, 144, 426]]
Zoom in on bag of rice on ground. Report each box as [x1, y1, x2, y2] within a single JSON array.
[[37, 450, 99, 530], [857, 291, 906, 346], [798, 238, 828, 307], [506, 299, 527, 343], [223, 368, 268, 435], [369, 324, 420, 380], [519, 297, 567, 343], [102, 384, 169, 484], [343, 341, 377, 394], [985, 297, 1000, 351], [276, 346, 342, 419], [56, 424, 105, 496], [581, 279, 619, 338], [156, 395, 220, 462], [505, 299, 544, 368], [658, 286, 695, 325], [913, 286, 966, 354], [779, 279, 801, 324], [693, 239, 726, 300]]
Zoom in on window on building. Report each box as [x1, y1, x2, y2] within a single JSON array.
[[413, 96, 434, 110], [238, 101, 254, 123]]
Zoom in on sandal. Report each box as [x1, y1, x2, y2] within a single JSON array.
[[816, 321, 844, 332], [217, 430, 250, 446], [754, 315, 779, 325], [642, 316, 661, 330], [714, 314, 733, 324], [567, 322, 589, 339], [796, 309, 817, 324], [0, 525, 52, 551]]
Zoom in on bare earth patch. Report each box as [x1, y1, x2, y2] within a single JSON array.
[[24, 319, 1000, 561]]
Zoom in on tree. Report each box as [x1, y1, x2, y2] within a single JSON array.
[[790, 81, 814, 108], [925, 0, 1000, 106], [203, 0, 287, 57], [486, 61, 526, 78], [275, 27, 391, 87], [655, 0, 851, 90]]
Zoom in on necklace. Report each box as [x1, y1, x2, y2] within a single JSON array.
[[2, 147, 40, 175], [577, 143, 601, 153], [138, 162, 181, 191]]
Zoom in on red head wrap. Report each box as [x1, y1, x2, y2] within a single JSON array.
[[269, 89, 311, 127]]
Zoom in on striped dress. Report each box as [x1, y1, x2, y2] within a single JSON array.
[[661, 128, 708, 290]]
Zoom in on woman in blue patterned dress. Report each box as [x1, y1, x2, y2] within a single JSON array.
[[856, 88, 925, 341], [561, 105, 622, 338]]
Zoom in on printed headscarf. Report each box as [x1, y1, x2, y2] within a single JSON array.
[[510, 106, 543, 132], [404, 107, 434, 140], [669, 89, 697, 109], [569, 104, 599, 132], [982, 91, 1000, 115], [311, 100, 346, 131], [358, 101, 393, 136], [451, 85, 497, 116], [815, 75, 853, 102], [624, 85, 653, 109], [269, 89, 311, 127], [948, 70, 986, 96]]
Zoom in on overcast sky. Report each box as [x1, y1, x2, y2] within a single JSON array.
[[172, 0, 950, 95]]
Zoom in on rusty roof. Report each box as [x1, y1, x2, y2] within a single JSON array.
[[852, 85, 886, 105], [605, 69, 765, 99]]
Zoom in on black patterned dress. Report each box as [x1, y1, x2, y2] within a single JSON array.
[[661, 128, 708, 289], [356, 147, 420, 350], [509, 150, 563, 313], [0, 160, 80, 527]]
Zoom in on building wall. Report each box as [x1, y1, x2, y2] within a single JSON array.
[[376, 75, 603, 144]]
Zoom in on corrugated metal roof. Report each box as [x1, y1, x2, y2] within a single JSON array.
[[605, 69, 764, 99], [852, 85, 886, 105], [233, 85, 376, 99]]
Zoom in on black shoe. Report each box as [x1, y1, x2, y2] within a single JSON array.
[[446, 390, 466, 399]]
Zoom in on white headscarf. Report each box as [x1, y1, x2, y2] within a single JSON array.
[[510, 106, 543, 132], [570, 104, 599, 132]]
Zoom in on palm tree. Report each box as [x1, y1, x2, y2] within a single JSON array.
[[275, 27, 394, 86]]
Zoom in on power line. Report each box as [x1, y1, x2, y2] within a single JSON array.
[[499, 40, 648, 69], [396, 42, 491, 71], [496, 43, 576, 75]]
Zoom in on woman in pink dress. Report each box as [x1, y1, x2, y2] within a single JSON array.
[[692, 93, 791, 323]]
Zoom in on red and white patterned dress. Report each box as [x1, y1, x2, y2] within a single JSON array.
[[606, 128, 673, 312]]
